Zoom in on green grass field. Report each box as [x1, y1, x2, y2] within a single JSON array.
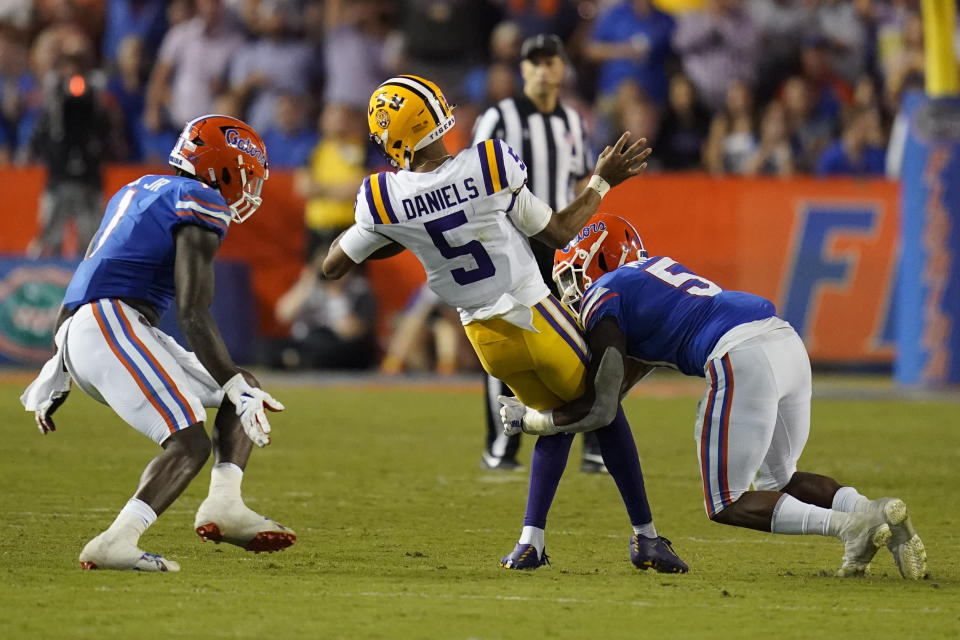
[[2, 376, 958, 639]]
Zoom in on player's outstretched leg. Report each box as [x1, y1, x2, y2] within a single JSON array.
[[595, 407, 689, 573], [712, 489, 892, 577], [194, 397, 295, 553], [500, 432, 575, 569], [783, 474, 926, 579], [79, 423, 212, 571]]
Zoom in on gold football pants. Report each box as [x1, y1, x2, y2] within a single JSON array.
[[464, 296, 587, 411]]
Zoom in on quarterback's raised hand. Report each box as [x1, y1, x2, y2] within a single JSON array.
[[594, 132, 651, 189], [222, 373, 285, 447], [35, 389, 70, 435]]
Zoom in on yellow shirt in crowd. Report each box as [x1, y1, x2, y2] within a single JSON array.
[[304, 138, 368, 231]]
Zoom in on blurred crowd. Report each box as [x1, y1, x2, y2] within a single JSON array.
[[0, 0, 948, 371], [0, 0, 942, 176]]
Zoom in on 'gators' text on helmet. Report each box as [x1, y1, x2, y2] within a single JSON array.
[[367, 75, 455, 170], [168, 114, 269, 223], [553, 213, 648, 310]]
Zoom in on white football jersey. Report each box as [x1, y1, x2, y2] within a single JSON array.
[[339, 139, 553, 324]]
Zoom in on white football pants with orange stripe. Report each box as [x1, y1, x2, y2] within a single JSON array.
[[63, 299, 223, 444], [694, 326, 812, 519]]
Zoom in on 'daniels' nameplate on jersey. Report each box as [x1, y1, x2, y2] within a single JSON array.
[[401, 179, 480, 220]]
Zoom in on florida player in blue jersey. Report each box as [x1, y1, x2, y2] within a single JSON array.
[[21, 115, 295, 571], [499, 214, 927, 579]]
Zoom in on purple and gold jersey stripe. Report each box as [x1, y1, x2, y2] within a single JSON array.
[[535, 298, 589, 366], [364, 173, 399, 224], [477, 140, 507, 195], [543, 294, 582, 331], [362, 176, 378, 224]]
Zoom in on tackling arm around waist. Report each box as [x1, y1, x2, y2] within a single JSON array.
[[520, 316, 629, 435]]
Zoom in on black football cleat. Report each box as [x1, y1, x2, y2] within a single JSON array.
[[500, 543, 550, 570], [630, 535, 689, 573]]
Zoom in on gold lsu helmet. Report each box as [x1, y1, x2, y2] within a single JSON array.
[[367, 75, 455, 170]]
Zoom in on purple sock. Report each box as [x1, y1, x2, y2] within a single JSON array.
[[594, 406, 653, 527], [522, 432, 575, 528]]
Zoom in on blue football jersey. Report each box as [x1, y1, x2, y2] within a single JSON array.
[[63, 175, 231, 316], [578, 257, 776, 376]]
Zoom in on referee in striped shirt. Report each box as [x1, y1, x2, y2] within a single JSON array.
[[472, 33, 607, 473]]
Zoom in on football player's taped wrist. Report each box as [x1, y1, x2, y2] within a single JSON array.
[[522, 408, 558, 436], [222, 372, 249, 398], [587, 175, 610, 199]]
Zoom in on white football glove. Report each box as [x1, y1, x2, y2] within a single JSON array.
[[35, 388, 70, 435], [498, 395, 527, 436], [498, 395, 560, 436], [222, 373, 285, 447]]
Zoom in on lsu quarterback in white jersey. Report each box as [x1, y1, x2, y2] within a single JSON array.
[[322, 75, 692, 575], [349, 135, 550, 326], [324, 74, 649, 409]]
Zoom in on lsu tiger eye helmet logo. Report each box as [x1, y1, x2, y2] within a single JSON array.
[[367, 75, 455, 170]]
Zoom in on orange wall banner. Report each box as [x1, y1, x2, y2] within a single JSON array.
[[603, 176, 900, 364], [0, 168, 899, 364]]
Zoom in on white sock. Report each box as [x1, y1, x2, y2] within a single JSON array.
[[518, 526, 545, 557], [633, 521, 658, 538], [106, 498, 157, 543], [209, 462, 243, 500], [770, 494, 835, 536], [832, 486, 871, 513]]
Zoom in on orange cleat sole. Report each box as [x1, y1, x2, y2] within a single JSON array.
[[195, 522, 224, 543], [80, 561, 98, 570], [195, 523, 296, 553], [245, 530, 296, 553]]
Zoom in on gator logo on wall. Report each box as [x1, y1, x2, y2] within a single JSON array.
[[0, 265, 73, 363]]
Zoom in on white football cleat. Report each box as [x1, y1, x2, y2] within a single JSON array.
[[194, 497, 295, 553], [836, 511, 891, 577], [79, 533, 180, 572], [870, 497, 927, 580]]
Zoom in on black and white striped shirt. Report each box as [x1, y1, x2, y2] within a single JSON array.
[[471, 94, 591, 211]]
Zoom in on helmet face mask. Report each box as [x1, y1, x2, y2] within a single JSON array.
[[168, 114, 269, 223], [368, 75, 455, 170], [553, 214, 648, 312], [553, 232, 606, 310]]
